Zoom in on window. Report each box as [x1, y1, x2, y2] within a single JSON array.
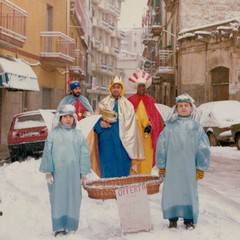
[[42, 88, 51, 109]]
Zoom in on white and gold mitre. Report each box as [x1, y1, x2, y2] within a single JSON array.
[[128, 68, 152, 90]]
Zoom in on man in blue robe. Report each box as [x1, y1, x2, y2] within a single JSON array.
[[94, 77, 144, 178]]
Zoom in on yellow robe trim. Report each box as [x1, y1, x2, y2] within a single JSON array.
[[136, 100, 153, 174]]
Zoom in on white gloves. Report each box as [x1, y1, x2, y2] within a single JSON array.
[[46, 173, 54, 184]]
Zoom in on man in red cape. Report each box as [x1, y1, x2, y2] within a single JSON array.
[[128, 69, 163, 174]]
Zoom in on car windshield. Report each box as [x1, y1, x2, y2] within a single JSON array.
[[14, 114, 46, 130]]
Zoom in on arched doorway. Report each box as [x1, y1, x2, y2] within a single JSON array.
[[210, 67, 229, 101]]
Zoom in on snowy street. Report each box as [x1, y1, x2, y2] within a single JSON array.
[[0, 147, 240, 240]]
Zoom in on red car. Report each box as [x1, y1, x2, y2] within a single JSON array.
[[7, 110, 55, 161]]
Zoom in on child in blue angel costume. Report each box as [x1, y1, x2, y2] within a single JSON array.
[[39, 104, 91, 237], [156, 93, 210, 230]]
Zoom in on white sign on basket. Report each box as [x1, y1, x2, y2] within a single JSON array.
[[115, 182, 152, 233]]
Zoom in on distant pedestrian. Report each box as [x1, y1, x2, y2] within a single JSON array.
[[39, 104, 90, 237], [156, 93, 210, 229]]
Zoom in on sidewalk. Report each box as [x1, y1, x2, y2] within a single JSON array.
[[0, 144, 9, 160]]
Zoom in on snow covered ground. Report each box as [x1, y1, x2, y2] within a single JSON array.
[[0, 146, 240, 240]]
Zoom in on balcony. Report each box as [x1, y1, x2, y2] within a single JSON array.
[[98, 19, 111, 33], [92, 37, 101, 49], [70, 0, 87, 36], [142, 32, 157, 46], [151, 6, 162, 36], [110, 46, 120, 56], [155, 50, 174, 76], [151, 22, 163, 36], [69, 49, 86, 80], [0, 0, 27, 48], [114, 47, 120, 54], [107, 3, 121, 17], [116, 30, 125, 39], [108, 22, 114, 31], [92, 37, 103, 52], [101, 63, 108, 71], [40, 31, 75, 66], [92, 63, 115, 76]]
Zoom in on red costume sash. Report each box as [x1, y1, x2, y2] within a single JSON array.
[[128, 94, 163, 166]]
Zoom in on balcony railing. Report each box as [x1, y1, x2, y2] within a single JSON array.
[[109, 3, 120, 15], [40, 31, 75, 66], [154, 50, 174, 75], [156, 50, 174, 68], [151, 14, 162, 36], [92, 37, 101, 48], [114, 47, 120, 54], [0, 0, 27, 48], [110, 46, 120, 56], [101, 63, 108, 70], [92, 62, 115, 76], [142, 32, 157, 45], [69, 49, 86, 79], [92, 37, 103, 52], [116, 30, 125, 39]]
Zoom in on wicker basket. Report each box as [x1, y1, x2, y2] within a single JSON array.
[[84, 175, 162, 200], [99, 108, 117, 123]]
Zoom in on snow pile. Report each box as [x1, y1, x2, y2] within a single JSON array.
[[0, 147, 240, 240]]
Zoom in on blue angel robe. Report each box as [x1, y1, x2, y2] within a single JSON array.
[[39, 125, 90, 232], [94, 99, 131, 178], [156, 117, 210, 224], [57, 94, 93, 113]]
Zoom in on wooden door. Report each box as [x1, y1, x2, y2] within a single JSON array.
[[211, 67, 229, 101]]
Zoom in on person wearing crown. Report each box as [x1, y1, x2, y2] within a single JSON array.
[[94, 76, 145, 178], [128, 69, 163, 174], [57, 81, 93, 121]]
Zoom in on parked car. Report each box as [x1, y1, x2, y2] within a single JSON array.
[[7, 110, 55, 161], [197, 100, 240, 149]]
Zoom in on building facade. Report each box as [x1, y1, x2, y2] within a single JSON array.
[[0, 0, 90, 148], [178, 19, 240, 104], [117, 28, 145, 96], [142, 0, 240, 106], [87, 0, 124, 110], [142, 0, 175, 106]]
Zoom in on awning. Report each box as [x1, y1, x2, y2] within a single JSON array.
[[0, 57, 39, 91]]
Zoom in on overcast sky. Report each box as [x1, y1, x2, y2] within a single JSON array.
[[119, 0, 148, 29]]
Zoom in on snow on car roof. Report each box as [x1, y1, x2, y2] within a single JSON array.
[[197, 100, 240, 127], [13, 109, 56, 129]]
